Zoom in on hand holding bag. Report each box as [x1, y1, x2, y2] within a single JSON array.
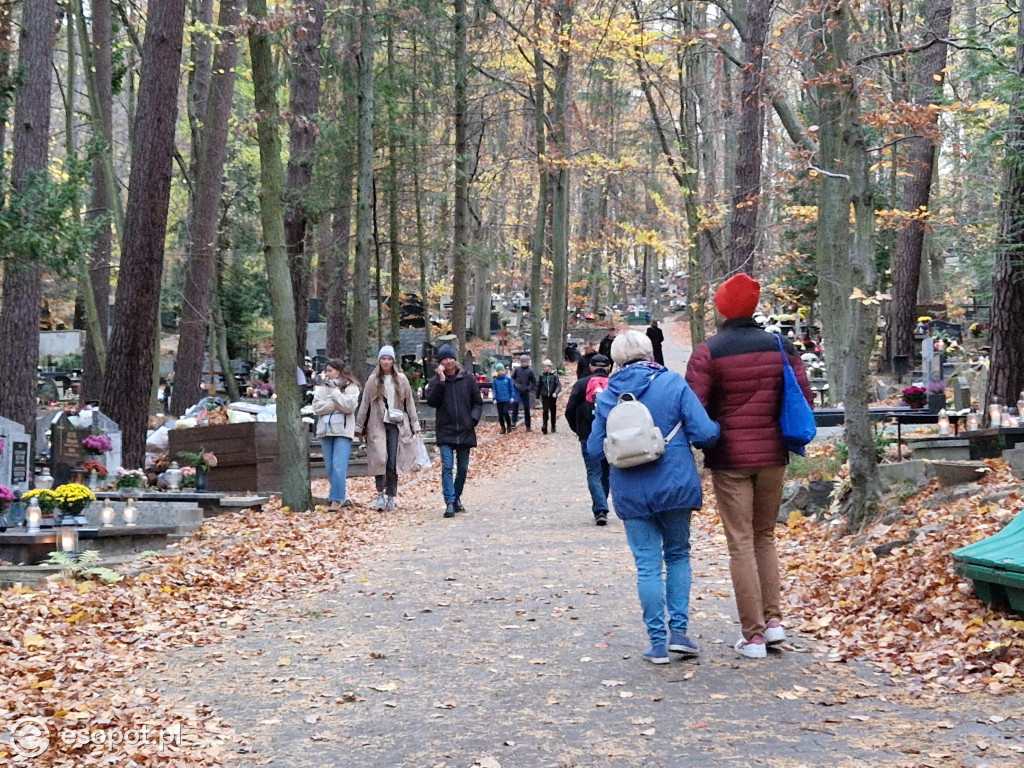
[[776, 335, 816, 455]]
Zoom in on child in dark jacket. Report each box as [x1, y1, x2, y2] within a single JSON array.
[[536, 359, 562, 434], [491, 364, 515, 434]]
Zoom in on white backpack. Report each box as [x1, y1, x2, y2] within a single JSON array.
[[603, 392, 682, 469]]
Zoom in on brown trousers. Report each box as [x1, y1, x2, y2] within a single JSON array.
[[711, 466, 786, 640]]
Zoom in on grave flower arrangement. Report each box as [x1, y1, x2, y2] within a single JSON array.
[[0, 483, 14, 513], [22, 488, 57, 516], [176, 450, 218, 471], [52, 483, 96, 517], [901, 385, 928, 408], [81, 434, 113, 454], [81, 460, 108, 478], [114, 468, 147, 489]]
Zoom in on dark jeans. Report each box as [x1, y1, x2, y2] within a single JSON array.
[[496, 401, 512, 431], [374, 422, 400, 497], [512, 392, 531, 428], [439, 444, 471, 503], [581, 440, 610, 515], [541, 395, 558, 431]]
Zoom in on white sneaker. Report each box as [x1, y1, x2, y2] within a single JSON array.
[[371, 492, 386, 510], [764, 619, 786, 646], [384, 496, 397, 511], [735, 635, 767, 659]]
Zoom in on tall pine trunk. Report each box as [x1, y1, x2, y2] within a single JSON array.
[[0, 0, 57, 434], [286, 0, 325, 358], [249, 0, 312, 512], [530, 4, 546, 366], [451, 0, 470, 356], [547, 0, 572, 364], [883, 0, 953, 371], [986, 2, 1024, 414], [173, 0, 243, 415], [102, 0, 187, 466], [351, 0, 375, 373]]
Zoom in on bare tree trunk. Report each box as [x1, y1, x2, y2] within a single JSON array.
[[0, 0, 56, 434], [986, 2, 1024, 414], [351, 0, 375, 373], [386, 25, 401, 350], [530, 7, 547, 364], [451, 0, 470, 356], [727, 0, 768, 275], [248, 0, 312, 512], [547, 0, 572, 364], [883, 0, 953, 370], [286, 0, 325, 358], [810, 1, 880, 529], [101, 0, 187, 466], [173, 0, 243, 415]]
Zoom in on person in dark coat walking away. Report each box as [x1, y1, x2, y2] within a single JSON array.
[[491, 363, 515, 434], [510, 355, 538, 431], [598, 327, 617, 359], [685, 273, 813, 659], [587, 331, 719, 664], [425, 344, 483, 518], [537, 359, 562, 433], [564, 353, 612, 524], [575, 341, 597, 378], [646, 319, 665, 365]]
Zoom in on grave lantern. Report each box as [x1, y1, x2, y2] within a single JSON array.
[[34, 468, 54, 490], [100, 501, 115, 527], [59, 523, 79, 556], [26, 497, 41, 533], [937, 410, 951, 436], [122, 501, 138, 527]]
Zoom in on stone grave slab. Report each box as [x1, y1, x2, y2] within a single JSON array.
[[0, 416, 31, 495]]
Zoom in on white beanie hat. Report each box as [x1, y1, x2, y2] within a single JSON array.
[[378, 345, 396, 360]]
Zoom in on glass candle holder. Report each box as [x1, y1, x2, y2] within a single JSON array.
[[967, 411, 981, 431], [989, 403, 1002, 428], [122, 502, 138, 527], [937, 410, 950, 436], [100, 502, 115, 527], [26, 499, 41, 533]]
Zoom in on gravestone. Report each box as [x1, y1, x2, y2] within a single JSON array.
[[952, 375, 972, 412], [50, 408, 123, 486], [0, 417, 31, 495]]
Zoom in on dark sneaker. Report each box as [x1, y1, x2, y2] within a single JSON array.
[[443, 503, 456, 518], [595, 511, 608, 526], [668, 633, 699, 657], [642, 645, 670, 664], [542, 427, 548, 434], [454, 499, 465, 513]]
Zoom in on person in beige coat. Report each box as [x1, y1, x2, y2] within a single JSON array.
[[312, 360, 361, 510], [355, 345, 422, 510]]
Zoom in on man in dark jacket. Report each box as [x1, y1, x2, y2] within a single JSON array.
[[564, 354, 611, 525], [536, 359, 562, 434], [510, 355, 538, 431], [425, 343, 483, 518], [685, 273, 813, 660], [598, 327, 617, 359], [575, 341, 597, 378], [646, 319, 665, 365]]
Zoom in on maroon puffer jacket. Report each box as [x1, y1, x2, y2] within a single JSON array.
[[685, 319, 813, 470]]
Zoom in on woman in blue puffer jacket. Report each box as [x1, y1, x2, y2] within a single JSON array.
[[587, 330, 719, 665]]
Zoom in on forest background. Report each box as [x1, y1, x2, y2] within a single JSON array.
[[1, 0, 1024, 519]]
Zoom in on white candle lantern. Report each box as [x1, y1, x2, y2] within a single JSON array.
[[59, 525, 79, 554], [100, 502, 115, 527], [26, 498, 41, 533], [937, 410, 950, 436], [122, 502, 138, 527]]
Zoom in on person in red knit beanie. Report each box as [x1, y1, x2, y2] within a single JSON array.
[[685, 273, 813, 659]]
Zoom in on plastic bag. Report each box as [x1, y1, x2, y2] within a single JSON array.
[[412, 435, 432, 471]]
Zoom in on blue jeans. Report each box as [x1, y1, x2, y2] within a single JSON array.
[[622, 509, 694, 648], [321, 435, 352, 502], [439, 444, 471, 503], [580, 441, 609, 514]]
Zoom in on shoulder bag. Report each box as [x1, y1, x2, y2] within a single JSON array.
[[776, 335, 816, 455]]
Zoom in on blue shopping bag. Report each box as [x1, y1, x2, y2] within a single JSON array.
[[776, 335, 816, 455]]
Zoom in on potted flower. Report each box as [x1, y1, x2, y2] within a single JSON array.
[[22, 488, 58, 517], [901, 385, 928, 409], [114, 468, 147, 500], [176, 450, 218, 492], [81, 460, 108, 489], [81, 434, 113, 455], [51, 482, 96, 521]]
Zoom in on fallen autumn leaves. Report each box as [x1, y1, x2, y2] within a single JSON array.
[[2, 421, 1022, 767]]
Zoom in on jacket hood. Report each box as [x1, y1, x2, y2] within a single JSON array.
[[606, 362, 665, 400]]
